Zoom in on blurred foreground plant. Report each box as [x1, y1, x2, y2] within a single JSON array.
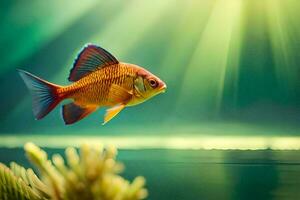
[[0, 143, 147, 200]]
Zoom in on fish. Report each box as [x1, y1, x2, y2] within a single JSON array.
[[18, 44, 167, 125]]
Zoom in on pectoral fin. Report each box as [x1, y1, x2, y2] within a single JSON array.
[[107, 84, 132, 104], [103, 104, 125, 125]]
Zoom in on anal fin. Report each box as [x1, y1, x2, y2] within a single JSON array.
[[62, 103, 97, 125], [103, 104, 125, 125]]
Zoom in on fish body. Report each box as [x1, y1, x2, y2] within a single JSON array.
[[63, 63, 143, 106], [18, 44, 166, 125]]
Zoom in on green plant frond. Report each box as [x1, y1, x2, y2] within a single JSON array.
[[9, 162, 51, 199], [0, 163, 44, 200], [27, 168, 52, 199], [25, 143, 65, 200]]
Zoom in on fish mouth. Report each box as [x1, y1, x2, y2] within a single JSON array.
[[159, 84, 167, 93]]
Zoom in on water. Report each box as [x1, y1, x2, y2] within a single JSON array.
[[1, 0, 300, 199], [1, 148, 300, 200]]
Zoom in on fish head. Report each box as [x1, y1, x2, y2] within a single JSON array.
[[133, 67, 167, 101]]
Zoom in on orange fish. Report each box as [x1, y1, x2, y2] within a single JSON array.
[[18, 44, 166, 125]]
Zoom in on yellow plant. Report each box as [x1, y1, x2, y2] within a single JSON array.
[[0, 143, 147, 200]]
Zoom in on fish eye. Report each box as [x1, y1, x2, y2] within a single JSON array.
[[149, 79, 158, 88]]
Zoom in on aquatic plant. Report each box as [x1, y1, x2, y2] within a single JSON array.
[[0, 143, 147, 200]]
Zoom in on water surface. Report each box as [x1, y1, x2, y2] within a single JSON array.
[[1, 148, 299, 200]]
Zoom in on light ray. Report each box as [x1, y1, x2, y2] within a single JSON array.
[[265, 0, 299, 95], [157, 0, 216, 121], [87, 0, 173, 58], [175, 0, 243, 116], [0, 0, 99, 76]]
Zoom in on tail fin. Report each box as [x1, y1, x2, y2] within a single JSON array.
[[18, 69, 63, 120]]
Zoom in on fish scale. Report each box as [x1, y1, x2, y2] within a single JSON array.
[[63, 64, 137, 106]]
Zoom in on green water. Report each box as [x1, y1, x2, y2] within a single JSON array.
[[1, 148, 300, 200], [1, 0, 300, 134], [1, 0, 300, 199]]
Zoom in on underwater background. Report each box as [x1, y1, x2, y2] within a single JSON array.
[[0, 0, 300, 199]]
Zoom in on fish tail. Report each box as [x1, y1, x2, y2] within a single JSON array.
[[18, 69, 65, 120]]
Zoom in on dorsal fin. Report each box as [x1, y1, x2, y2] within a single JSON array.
[[68, 44, 119, 82]]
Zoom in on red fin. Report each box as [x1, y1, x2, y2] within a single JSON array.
[[62, 103, 97, 125], [68, 44, 119, 82], [18, 69, 63, 119]]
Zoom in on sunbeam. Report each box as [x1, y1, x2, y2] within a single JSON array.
[[175, 0, 243, 117], [266, 0, 299, 96], [0, 0, 99, 76], [87, 0, 172, 58]]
